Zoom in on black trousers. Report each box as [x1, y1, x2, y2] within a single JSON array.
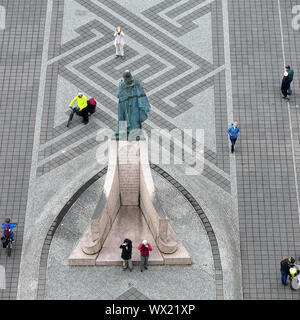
[[78, 107, 89, 123], [281, 87, 288, 98], [281, 79, 290, 98], [230, 136, 237, 148]]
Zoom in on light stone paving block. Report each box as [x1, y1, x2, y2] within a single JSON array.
[[61, 0, 100, 45], [178, 11, 213, 64], [173, 86, 216, 153]]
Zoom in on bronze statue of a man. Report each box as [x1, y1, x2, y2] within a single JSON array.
[[115, 70, 151, 139]]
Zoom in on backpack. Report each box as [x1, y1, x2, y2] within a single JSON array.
[[3, 225, 11, 238], [87, 98, 97, 114]]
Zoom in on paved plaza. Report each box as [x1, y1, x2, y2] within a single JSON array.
[[0, 0, 300, 300]]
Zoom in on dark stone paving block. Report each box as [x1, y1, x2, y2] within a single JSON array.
[[229, 0, 300, 300], [0, 0, 47, 300]]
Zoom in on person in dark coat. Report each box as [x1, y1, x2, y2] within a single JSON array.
[[281, 71, 290, 100], [120, 238, 133, 271], [285, 65, 294, 95], [280, 258, 291, 285]]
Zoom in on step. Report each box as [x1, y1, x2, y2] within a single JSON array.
[[96, 247, 164, 266]]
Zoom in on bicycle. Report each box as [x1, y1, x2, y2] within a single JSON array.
[[66, 106, 78, 128], [6, 237, 12, 257], [1, 236, 13, 257], [67, 99, 97, 128]]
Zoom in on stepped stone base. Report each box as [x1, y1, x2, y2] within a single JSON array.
[[96, 248, 164, 266], [162, 243, 192, 265], [69, 206, 191, 266], [68, 245, 98, 266]]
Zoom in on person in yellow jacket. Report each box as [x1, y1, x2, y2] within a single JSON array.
[[69, 91, 89, 124], [288, 257, 300, 290]]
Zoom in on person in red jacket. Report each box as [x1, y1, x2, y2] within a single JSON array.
[[138, 240, 152, 272]]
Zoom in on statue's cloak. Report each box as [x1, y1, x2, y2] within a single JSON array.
[[116, 77, 151, 135]]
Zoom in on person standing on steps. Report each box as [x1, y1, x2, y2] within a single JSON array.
[[114, 26, 125, 60], [138, 240, 152, 272], [120, 238, 133, 272], [227, 121, 240, 153]]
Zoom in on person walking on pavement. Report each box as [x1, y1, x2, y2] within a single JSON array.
[[280, 257, 291, 286], [290, 273, 300, 290], [289, 257, 300, 290], [114, 26, 125, 59], [1, 218, 17, 248], [138, 240, 152, 272], [227, 121, 240, 153], [288, 257, 300, 289], [281, 71, 290, 100], [120, 238, 133, 272], [285, 65, 294, 95], [68, 91, 89, 124]]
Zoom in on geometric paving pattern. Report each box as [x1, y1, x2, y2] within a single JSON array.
[[36, 0, 233, 194], [116, 287, 150, 300], [1, 0, 300, 301]]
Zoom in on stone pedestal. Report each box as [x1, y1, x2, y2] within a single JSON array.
[[68, 140, 192, 266], [118, 141, 139, 206]]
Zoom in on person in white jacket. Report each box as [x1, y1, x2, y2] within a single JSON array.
[[114, 26, 125, 59]]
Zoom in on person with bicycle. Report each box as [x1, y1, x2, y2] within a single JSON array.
[[68, 91, 89, 124], [1, 218, 17, 247]]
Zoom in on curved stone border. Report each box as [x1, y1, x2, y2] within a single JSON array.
[[36, 167, 107, 299], [150, 164, 224, 300], [37, 165, 223, 300]]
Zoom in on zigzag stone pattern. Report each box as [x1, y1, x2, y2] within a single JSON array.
[[36, 0, 231, 193], [142, 0, 212, 37]]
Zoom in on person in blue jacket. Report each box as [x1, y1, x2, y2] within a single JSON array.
[[1, 218, 17, 241], [227, 121, 240, 153]]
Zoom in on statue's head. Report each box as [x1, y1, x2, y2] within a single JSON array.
[[123, 70, 133, 85]]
